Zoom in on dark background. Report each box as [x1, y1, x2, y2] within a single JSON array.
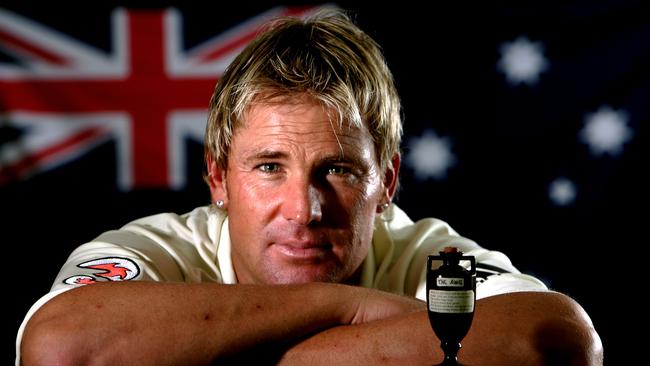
[[2, 1, 645, 364]]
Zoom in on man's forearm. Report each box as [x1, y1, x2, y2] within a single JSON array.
[[278, 292, 604, 366], [21, 281, 357, 366]]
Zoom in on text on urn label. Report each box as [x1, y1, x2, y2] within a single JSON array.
[[428, 289, 475, 313]]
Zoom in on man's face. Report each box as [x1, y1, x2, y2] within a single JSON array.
[[209, 98, 394, 284]]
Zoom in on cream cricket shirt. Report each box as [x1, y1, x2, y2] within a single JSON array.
[[16, 204, 547, 363]]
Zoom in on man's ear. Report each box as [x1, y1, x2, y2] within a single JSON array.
[[205, 154, 228, 205], [382, 153, 401, 204]]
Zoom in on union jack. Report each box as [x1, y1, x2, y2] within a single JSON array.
[[0, 5, 327, 190]]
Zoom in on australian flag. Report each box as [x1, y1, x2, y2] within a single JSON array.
[[2, 2, 644, 364]]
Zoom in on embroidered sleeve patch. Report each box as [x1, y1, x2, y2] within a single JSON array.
[[63, 257, 140, 285], [63, 275, 97, 285]]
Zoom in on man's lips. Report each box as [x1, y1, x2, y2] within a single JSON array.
[[271, 241, 332, 260]]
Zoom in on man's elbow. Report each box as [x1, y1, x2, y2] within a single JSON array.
[[535, 292, 604, 366], [21, 313, 88, 366]]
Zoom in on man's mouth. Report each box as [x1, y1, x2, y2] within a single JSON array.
[[272, 241, 332, 260]]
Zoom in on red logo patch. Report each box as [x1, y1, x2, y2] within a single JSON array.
[[63, 257, 140, 285]]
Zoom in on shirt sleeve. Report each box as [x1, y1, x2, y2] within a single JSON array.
[[371, 204, 548, 301], [48, 207, 225, 292]]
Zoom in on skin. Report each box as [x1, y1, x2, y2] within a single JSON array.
[[206, 97, 397, 285]]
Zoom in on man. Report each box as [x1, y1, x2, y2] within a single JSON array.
[[18, 9, 602, 365]]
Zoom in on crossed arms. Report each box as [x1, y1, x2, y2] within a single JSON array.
[[20, 282, 603, 365]]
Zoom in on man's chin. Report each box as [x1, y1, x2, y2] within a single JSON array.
[[266, 265, 343, 284]]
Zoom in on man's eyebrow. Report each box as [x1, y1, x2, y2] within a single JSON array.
[[320, 154, 350, 164], [320, 153, 369, 168], [243, 149, 288, 162]]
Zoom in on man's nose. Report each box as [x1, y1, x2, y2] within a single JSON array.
[[281, 176, 323, 225]]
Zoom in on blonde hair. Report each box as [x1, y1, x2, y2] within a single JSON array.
[[204, 8, 402, 176]]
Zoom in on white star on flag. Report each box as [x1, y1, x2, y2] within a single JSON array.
[[580, 105, 633, 156], [405, 129, 456, 180], [498, 36, 548, 85], [548, 177, 577, 206]]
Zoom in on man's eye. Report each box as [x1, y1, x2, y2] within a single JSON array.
[[327, 166, 349, 175], [258, 163, 280, 173]]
